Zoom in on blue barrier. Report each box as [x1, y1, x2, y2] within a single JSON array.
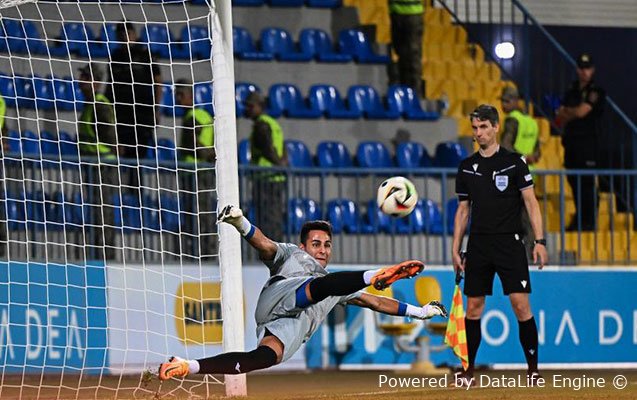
[[306, 268, 637, 368]]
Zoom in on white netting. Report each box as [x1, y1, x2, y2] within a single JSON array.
[[0, 0, 243, 397]]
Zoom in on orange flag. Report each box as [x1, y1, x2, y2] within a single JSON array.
[[444, 273, 469, 370]]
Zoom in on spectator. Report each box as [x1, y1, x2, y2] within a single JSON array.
[[556, 53, 605, 231], [106, 21, 161, 159], [388, 0, 425, 96], [500, 86, 540, 168], [0, 91, 7, 257], [245, 91, 287, 242], [175, 79, 216, 260], [77, 63, 118, 260]]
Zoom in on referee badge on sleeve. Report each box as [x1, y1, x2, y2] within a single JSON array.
[[495, 175, 508, 191]]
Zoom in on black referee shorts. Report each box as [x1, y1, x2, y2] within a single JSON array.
[[464, 234, 530, 296]]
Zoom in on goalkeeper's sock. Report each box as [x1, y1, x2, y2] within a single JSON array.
[[298, 271, 366, 306], [466, 318, 482, 373], [518, 316, 539, 372], [196, 346, 278, 375]]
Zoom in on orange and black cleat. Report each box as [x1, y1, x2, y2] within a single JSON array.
[[371, 260, 424, 290]]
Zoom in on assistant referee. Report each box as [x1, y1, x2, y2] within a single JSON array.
[[452, 105, 548, 385]]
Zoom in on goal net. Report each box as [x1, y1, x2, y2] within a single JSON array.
[[0, 0, 246, 397]]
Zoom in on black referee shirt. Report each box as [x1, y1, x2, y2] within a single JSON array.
[[455, 147, 534, 235]]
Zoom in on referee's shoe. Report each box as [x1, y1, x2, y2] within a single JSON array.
[[371, 260, 424, 290]]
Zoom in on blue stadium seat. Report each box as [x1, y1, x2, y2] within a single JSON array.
[[15, 76, 35, 109], [285, 139, 313, 167], [260, 28, 312, 62], [232, 27, 273, 61], [159, 83, 175, 116], [356, 141, 393, 168], [6, 130, 20, 153], [396, 141, 432, 169], [113, 194, 142, 232], [26, 191, 45, 231], [338, 29, 389, 64], [23, 21, 46, 54], [307, 0, 342, 7], [141, 23, 186, 59], [299, 28, 352, 63], [156, 138, 177, 166], [53, 77, 75, 111], [180, 25, 211, 59], [347, 85, 399, 119], [71, 191, 90, 227], [235, 82, 260, 117], [96, 23, 119, 57], [6, 191, 26, 231], [194, 82, 214, 115], [433, 141, 468, 168], [445, 198, 458, 234], [0, 74, 17, 107], [316, 141, 352, 168], [327, 198, 359, 234], [21, 130, 41, 158], [233, 0, 265, 5], [308, 84, 360, 119], [238, 138, 251, 164], [45, 192, 64, 231], [287, 198, 321, 234], [360, 199, 393, 234], [268, 84, 321, 118], [40, 131, 61, 165], [53, 23, 96, 57], [2, 19, 27, 54], [268, 0, 304, 6], [33, 76, 55, 111], [59, 131, 79, 158], [159, 194, 181, 233], [396, 199, 443, 234], [141, 196, 160, 231], [387, 85, 439, 120]]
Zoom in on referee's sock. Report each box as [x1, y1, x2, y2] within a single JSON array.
[[518, 316, 539, 373], [465, 318, 482, 374], [195, 346, 278, 375], [301, 271, 367, 306]]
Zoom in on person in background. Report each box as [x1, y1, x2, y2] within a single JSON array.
[[388, 0, 425, 96], [245, 91, 287, 242], [500, 86, 540, 168]]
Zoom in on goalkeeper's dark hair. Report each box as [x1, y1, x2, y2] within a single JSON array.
[[300, 220, 333, 244]]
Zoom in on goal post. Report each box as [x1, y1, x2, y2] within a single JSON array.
[[0, 0, 247, 397]]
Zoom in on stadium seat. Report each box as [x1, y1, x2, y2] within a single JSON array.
[[396, 199, 443, 234], [327, 198, 359, 234], [15, 75, 35, 109], [159, 194, 181, 233], [307, 0, 342, 7], [6, 191, 26, 231], [299, 29, 352, 63], [433, 141, 468, 168], [360, 199, 393, 234], [45, 191, 64, 231], [180, 25, 211, 59], [194, 82, 214, 115], [445, 198, 459, 234], [395, 141, 432, 169], [26, 191, 45, 231], [71, 191, 91, 227], [232, 27, 273, 61], [0, 74, 17, 107], [285, 139, 313, 167], [232, 0, 265, 6], [141, 23, 186, 59], [2, 19, 27, 54], [268, 0, 304, 6], [159, 83, 175, 116], [96, 23, 119, 57], [316, 141, 353, 168], [235, 82, 260, 117], [53, 22, 97, 57], [287, 198, 321, 234], [113, 194, 142, 232], [21, 130, 41, 158], [338, 29, 390, 64], [356, 141, 393, 168], [40, 131, 61, 165], [23, 21, 46, 55], [238, 138, 251, 164], [347, 85, 399, 119], [6, 130, 20, 153], [268, 84, 321, 119], [156, 138, 177, 166], [141, 196, 160, 232], [53, 77, 75, 111], [308, 84, 360, 119], [260, 28, 312, 62], [59, 131, 79, 158], [33, 76, 55, 111], [387, 85, 439, 120]]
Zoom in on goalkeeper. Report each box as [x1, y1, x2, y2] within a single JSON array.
[[159, 205, 447, 379]]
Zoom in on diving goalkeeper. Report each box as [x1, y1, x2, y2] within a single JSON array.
[[159, 205, 447, 379]]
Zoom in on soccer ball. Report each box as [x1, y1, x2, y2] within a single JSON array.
[[376, 176, 418, 217]]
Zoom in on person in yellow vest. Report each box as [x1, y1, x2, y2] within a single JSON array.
[[500, 86, 540, 168], [500, 86, 540, 257], [175, 79, 215, 163], [0, 91, 7, 152], [0, 92, 7, 257], [245, 91, 287, 242], [389, 0, 425, 96], [175, 79, 216, 260], [77, 63, 118, 260]]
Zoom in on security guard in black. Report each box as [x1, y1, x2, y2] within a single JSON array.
[[456, 146, 535, 297]]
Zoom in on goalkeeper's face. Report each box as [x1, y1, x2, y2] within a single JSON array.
[[299, 230, 332, 268]]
